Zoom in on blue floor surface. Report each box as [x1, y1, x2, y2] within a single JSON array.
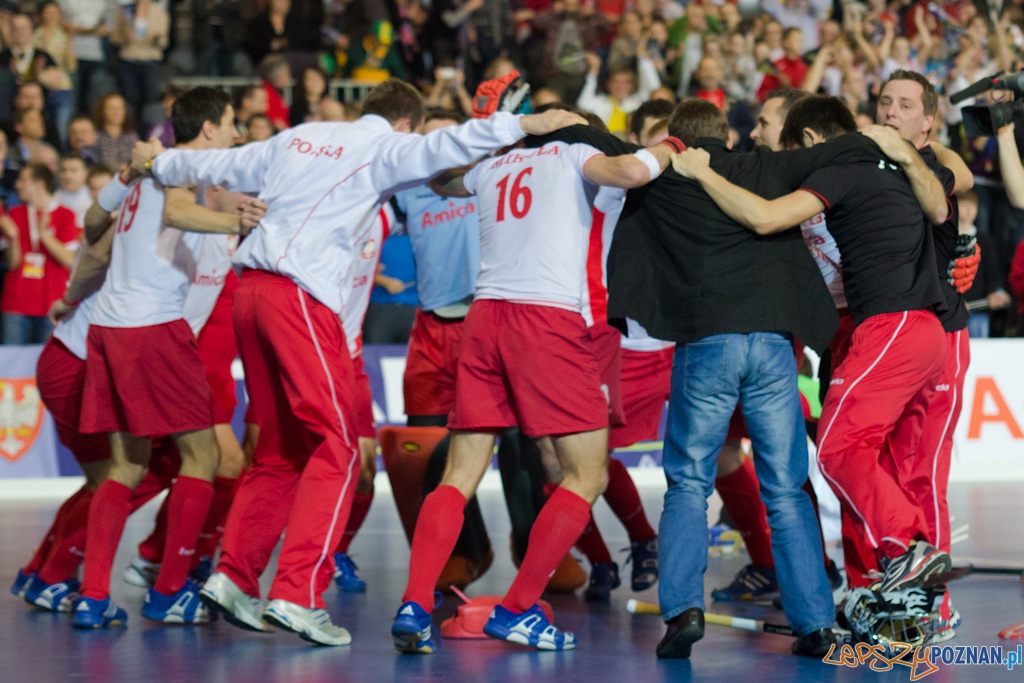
[[1, 481, 1022, 682]]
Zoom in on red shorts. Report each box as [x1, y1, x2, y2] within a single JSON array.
[[35, 338, 110, 463], [589, 322, 625, 428], [196, 270, 239, 424], [449, 300, 608, 438], [403, 309, 464, 417], [609, 347, 672, 449], [80, 320, 215, 437], [351, 353, 376, 439]]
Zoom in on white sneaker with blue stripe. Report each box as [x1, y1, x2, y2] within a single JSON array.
[[484, 603, 576, 650]]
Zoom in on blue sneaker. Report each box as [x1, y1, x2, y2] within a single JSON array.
[[332, 552, 366, 592], [627, 537, 659, 591], [483, 604, 577, 650], [141, 580, 211, 624], [391, 601, 439, 654], [711, 565, 778, 602], [11, 569, 34, 598], [190, 556, 212, 586], [72, 596, 128, 629], [24, 576, 80, 612]]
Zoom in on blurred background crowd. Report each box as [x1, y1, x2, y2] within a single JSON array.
[[1, 0, 1024, 345]]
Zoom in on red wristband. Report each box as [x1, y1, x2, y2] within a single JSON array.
[[659, 136, 686, 154], [61, 295, 82, 307]]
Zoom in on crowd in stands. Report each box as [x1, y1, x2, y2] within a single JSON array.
[[2, 0, 1024, 344]]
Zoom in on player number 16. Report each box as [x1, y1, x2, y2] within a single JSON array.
[[495, 168, 533, 222]]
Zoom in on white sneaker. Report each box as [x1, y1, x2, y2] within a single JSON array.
[[263, 599, 351, 646], [199, 572, 268, 632], [123, 555, 160, 588]]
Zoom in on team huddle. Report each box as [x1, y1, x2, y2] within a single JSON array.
[[8, 69, 980, 660]]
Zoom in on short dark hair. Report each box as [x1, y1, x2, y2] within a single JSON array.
[[425, 107, 468, 125], [60, 154, 86, 167], [629, 99, 675, 140], [362, 79, 426, 129], [765, 87, 811, 119], [24, 162, 56, 193], [667, 98, 729, 147], [779, 95, 857, 148], [87, 164, 115, 182], [172, 87, 232, 144], [880, 70, 938, 117], [235, 85, 262, 110]]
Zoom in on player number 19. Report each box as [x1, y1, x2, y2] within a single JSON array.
[[495, 168, 533, 222]]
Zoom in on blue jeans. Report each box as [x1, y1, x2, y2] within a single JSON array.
[[658, 333, 835, 636], [2, 313, 53, 344], [967, 312, 990, 338]]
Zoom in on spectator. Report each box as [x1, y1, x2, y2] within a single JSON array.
[[147, 85, 185, 148], [29, 141, 59, 173], [878, 7, 932, 81], [92, 92, 139, 169], [531, 87, 561, 108], [242, 0, 294, 67], [244, 112, 275, 141], [454, 0, 516, 89], [67, 115, 99, 165], [193, 0, 243, 77], [424, 65, 472, 116], [0, 163, 79, 345], [57, 0, 114, 115], [958, 190, 1010, 337], [667, 3, 722, 96], [315, 98, 345, 121], [0, 14, 65, 122], [10, 107, 47, 168], [233, 84, 268, 139], [259, 54, 291, 130], [343, 20, 407, 82], [721, 30, 760, 102], [761, 18, 784, 61], [324, 0, 389, 52], [626, 97, 674, 145], [85, 163, 113, 201], [0, 129, 18, 208], [607, 11, 644, 72], [55, 153, 91, 227], [112, 0, 170, 130], [692, 55, 726, 109], [774, 27, 807, 88], [1010, 233, 1024, 320], [12, 82, 62, 150], [761, 0, 831, 51], [426, 0, 483, 74], [33, 2, 75, 148], [530, 0, 612, 102], [577, 50, 660, 134], [289, 64, 329, 126]]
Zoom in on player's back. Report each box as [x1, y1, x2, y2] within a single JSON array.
[[90, 178, 203, 329], [464, 141, 601, 312]]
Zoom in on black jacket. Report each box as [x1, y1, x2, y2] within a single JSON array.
[[527, 127, 882, 352]]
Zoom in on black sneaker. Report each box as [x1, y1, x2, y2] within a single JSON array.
[[583, 562, 620, 601], [656, 607, 704, 659], [792, 628, 836, 657], [627, 537, 658, 591], [879, 541, 951, 593]]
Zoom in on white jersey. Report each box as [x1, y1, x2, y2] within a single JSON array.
[[342, 203, 400, 356], [89, 178, 204, 329], [463, 141, 603, 312], [182, 233, 238, 335], [55, 186, 92, 229], [621, 318, 674, 352], [800, 212, 847, 309], [151, 113, 527, 316]]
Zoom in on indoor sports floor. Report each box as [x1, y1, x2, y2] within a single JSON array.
[[1, 479, 1022, 683]]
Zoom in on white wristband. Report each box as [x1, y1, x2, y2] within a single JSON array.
[[633, 149, 662, 182], [97, 175, 130, 213]]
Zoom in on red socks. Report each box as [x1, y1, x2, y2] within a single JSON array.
[[81, 480, 133, 600], [194, 476, 239, 563], [575, 514, 613, 565], [25, 486, 88, 574], [138, 495, 170, 563], [402, 485, 466, 611], [37, 489, 94, 584], [336, 491, 373, 554], [603, 458, 656, 542], [153, 476, 213, 596], [716, 457, 774, 568], [502, 487, 591, 613]]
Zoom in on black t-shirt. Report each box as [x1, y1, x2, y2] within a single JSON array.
[[918, 144, 968, 333], [800, 156, 947, 326]]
